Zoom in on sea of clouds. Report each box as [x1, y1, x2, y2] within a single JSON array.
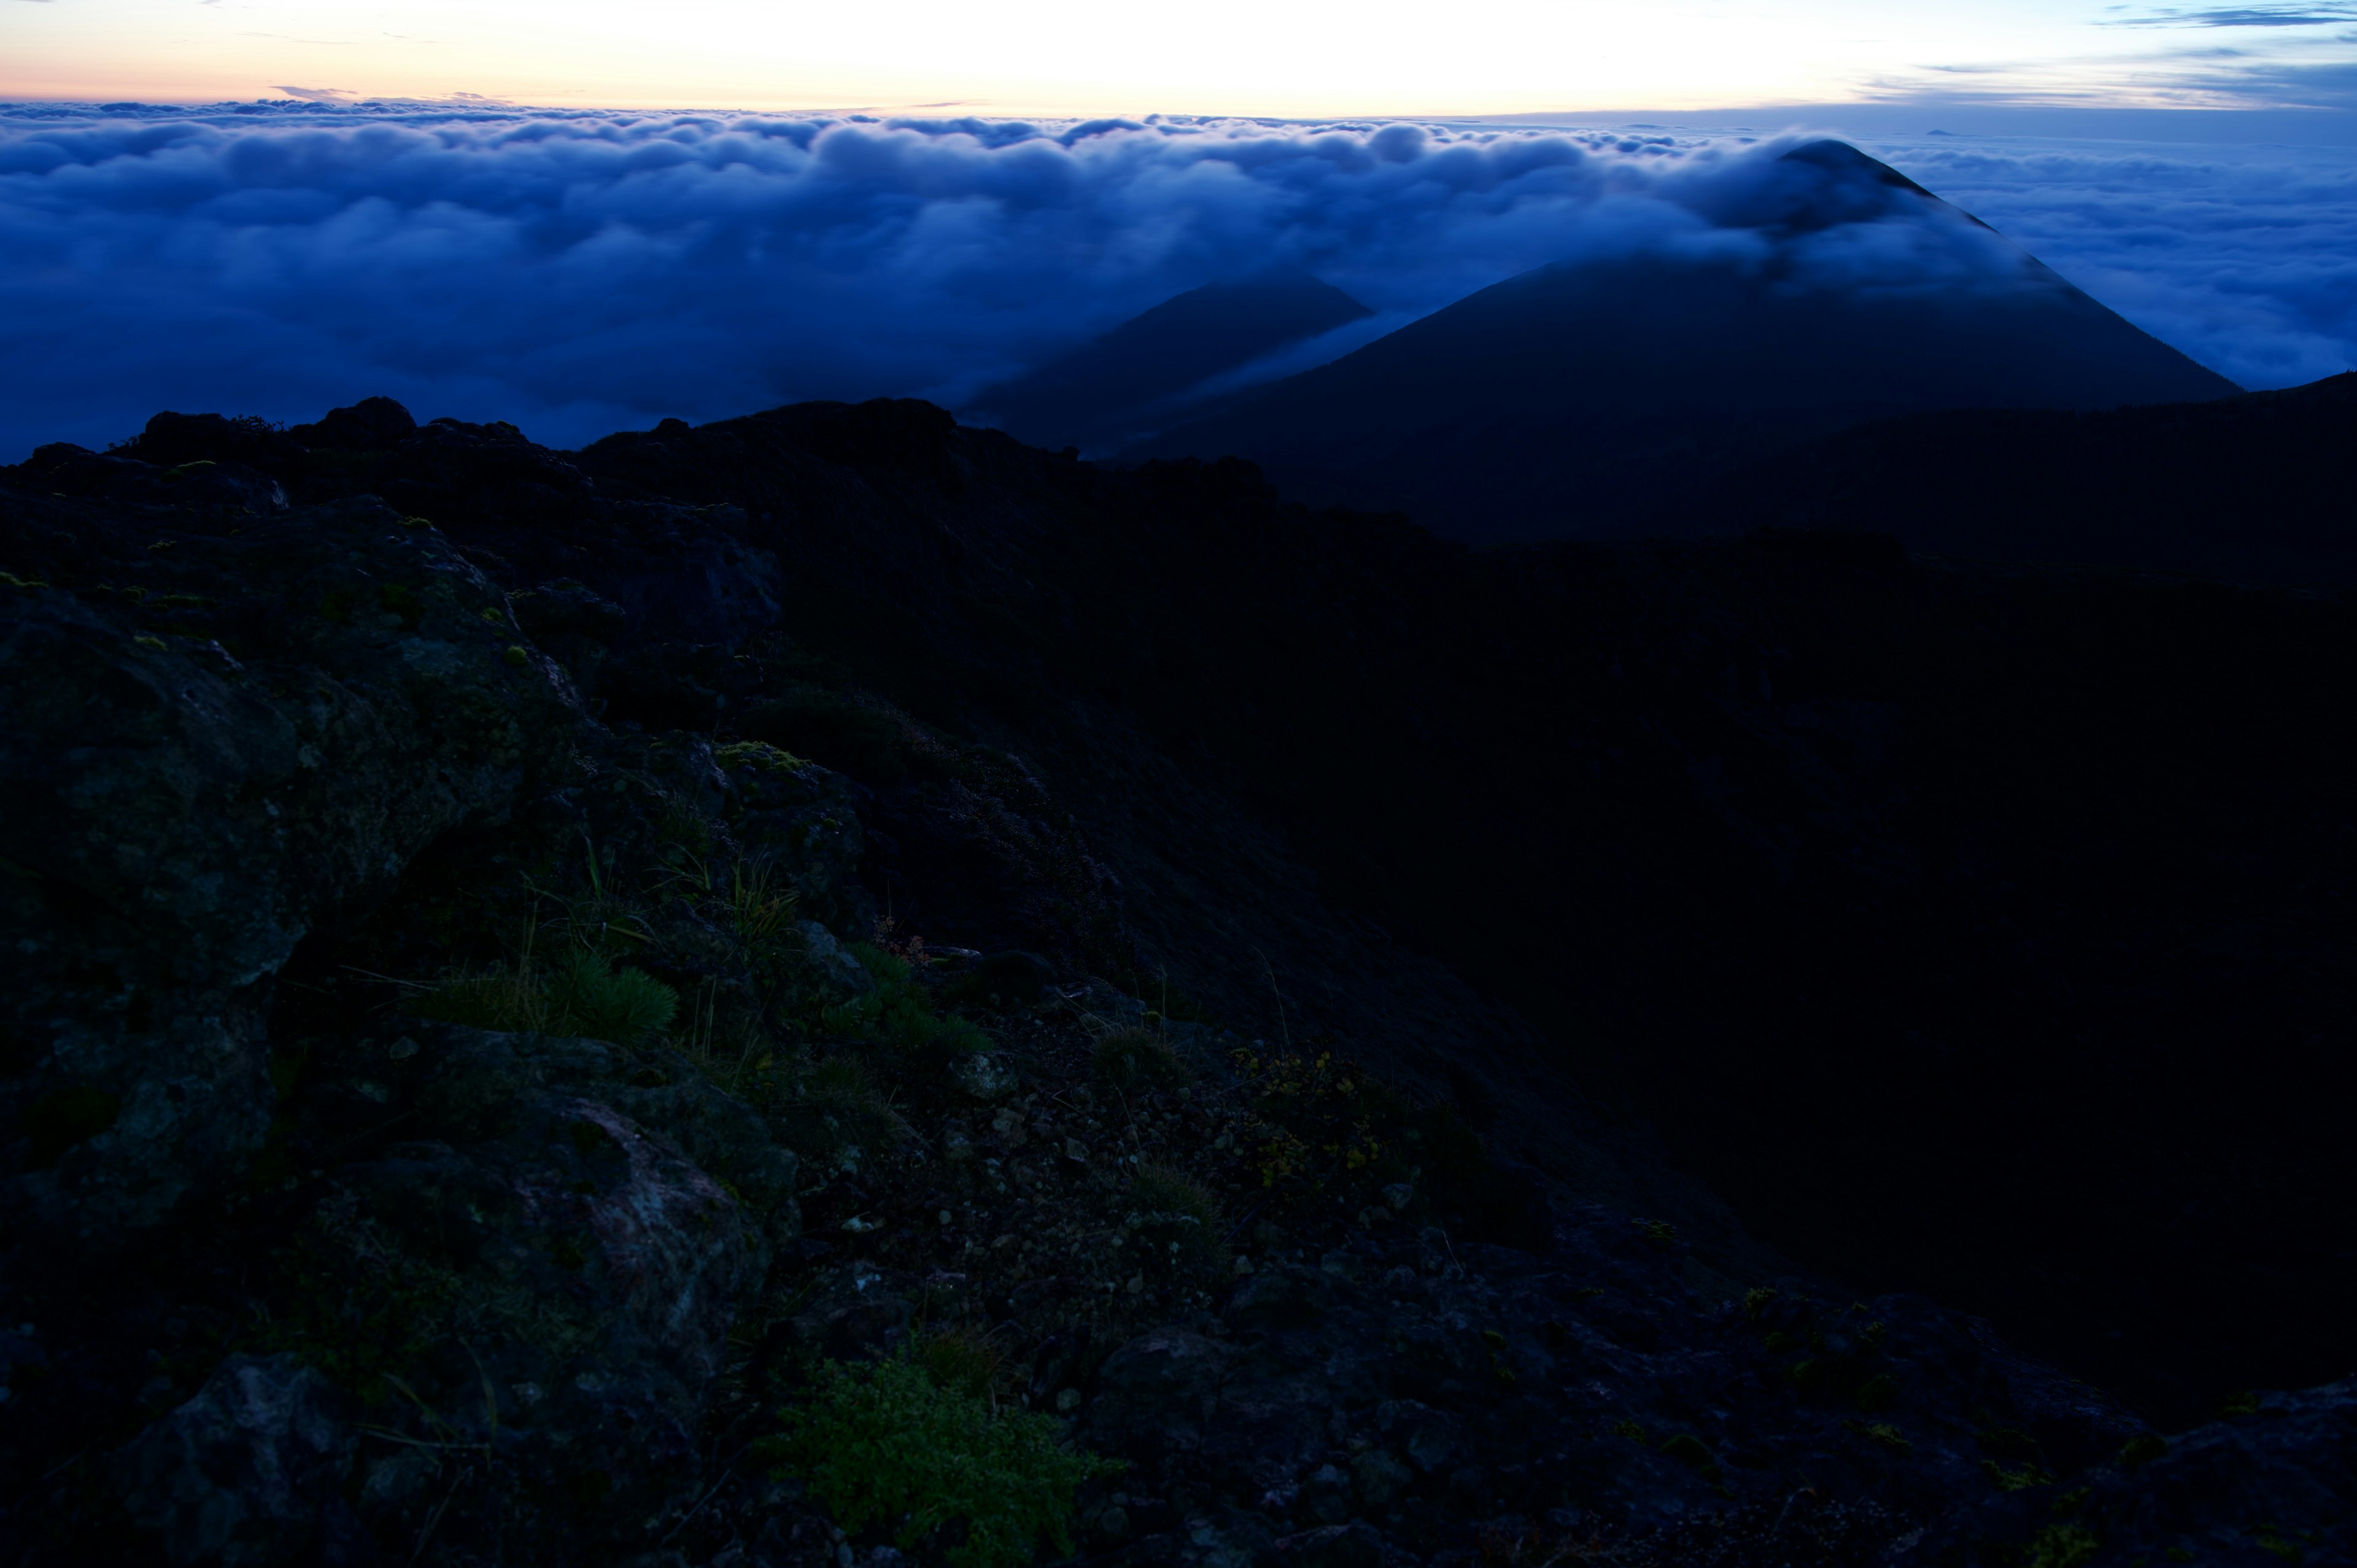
[[1, 99, 2351, 457]]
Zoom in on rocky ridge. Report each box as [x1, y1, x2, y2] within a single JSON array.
[[0, 401, 2347, 1567]]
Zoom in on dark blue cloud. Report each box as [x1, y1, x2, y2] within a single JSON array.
[[0, 100, 2348, 457]]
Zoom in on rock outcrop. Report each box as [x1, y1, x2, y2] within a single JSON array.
[[1, 482, 580, 1243]]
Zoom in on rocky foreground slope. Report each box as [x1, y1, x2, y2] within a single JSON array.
[[0, 401, 2349, 1567]]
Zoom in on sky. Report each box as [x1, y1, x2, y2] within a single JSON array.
[[1, 2, 2353, 456], [9, 0, 2357, 118]]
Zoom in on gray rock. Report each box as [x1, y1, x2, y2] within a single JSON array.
[[602, 1046, 802, 1240], [114, 1353, 357, 1567], [716, 738, 869, 934], [1304, 1462, 1353, 1524], [786, 1268, 913, 1364], [794, 920, 875, 999], [946, 1051, 1020, 1103], [1272, 1523, 1385, 1568], [1352, 1449, 1412, 1507], [1084, 1329, 1235, 1464]]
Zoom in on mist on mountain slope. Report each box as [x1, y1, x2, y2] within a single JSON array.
[[969, 266, 1371, 450]]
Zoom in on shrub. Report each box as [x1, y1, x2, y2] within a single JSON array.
[[765, 1358, 1122, 1568], [824, 944, 989, 1060], [1231, 1047, 1391, 1194], [1093, 1027, 1185, 1091]]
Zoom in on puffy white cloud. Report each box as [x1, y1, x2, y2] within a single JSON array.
[[0, 99, 2347, 457]]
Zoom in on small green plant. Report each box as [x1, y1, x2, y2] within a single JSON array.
[[1842, 1419, 1913, 1454], [2024, 1524, 2100, 1568], [544, 949, 678, 1045], [1983, 1459, 2058, 1492], [716, 738, 808, 777], [1658, 1432, 1717, 1470], [1093, 1027, 1186, 1091], [2251, 1523, 2303, 1563], [1231, 1046, 1390, 1192], [662, 849, 802, 1005], [1127, 1163, 1224, 1277], [412, 964, 545, 1033], [913, 1327, 1005, 1401], [413, 947, 678, 1046], [764, 1358, 1122, 1568], [725, 859, 799, 952], [822, 943, 990, 1060]]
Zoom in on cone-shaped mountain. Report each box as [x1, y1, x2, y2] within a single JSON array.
[[1134, 141, 2240, 544], [969, 265, 1371, 450]]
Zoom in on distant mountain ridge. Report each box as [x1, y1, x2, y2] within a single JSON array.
[[1133, 141, 2239, 544], [1643, 370, 2357, 587], [968, 265, 1371, 450]]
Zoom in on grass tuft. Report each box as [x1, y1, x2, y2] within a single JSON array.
[[413, 947, 678, 1046], [1093, 1026, 1186, 1091], [763, 1357, 1121, 1568], [1127, 1163, 1225, 1278]]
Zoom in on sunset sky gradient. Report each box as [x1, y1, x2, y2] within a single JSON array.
[[9, 0, 2357, 120]]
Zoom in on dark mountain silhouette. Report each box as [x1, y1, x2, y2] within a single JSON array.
[[1137, 141, 2240, 544], [1646, 369, 2357, 587], [969, 265, 1370, 450]]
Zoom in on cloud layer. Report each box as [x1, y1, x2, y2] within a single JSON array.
[[1871, 133, 2357, 390], [0, 99, 2350, 457]]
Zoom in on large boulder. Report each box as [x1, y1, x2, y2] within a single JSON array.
[[278, 1021, 783, 1539], [0, 487, 583, 1243], [114, 1353, 362, 1567]]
